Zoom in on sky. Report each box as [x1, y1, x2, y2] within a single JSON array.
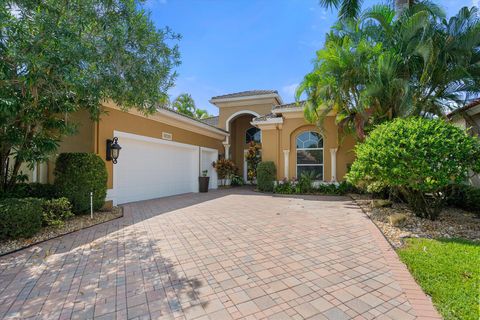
[[145, 0, 478, 115]]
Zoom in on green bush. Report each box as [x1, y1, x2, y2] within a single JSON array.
[[347, 118, 480, 220], [446, 184, 480, 215], [54, 153, 108, 213], [42, 197, 74, 227], [0, 198, 43, 240], [256, 161, 276, 192], [230, 174, 244, 186], [0, 183, 57, 199]]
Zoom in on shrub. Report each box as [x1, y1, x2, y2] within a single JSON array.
[[274, 178, 295, 194], [0, 183, 57, 200], [347, 118, 480, 220], [257, 162, 276, 192], [42, 197, 74, 227], [54, 153, 108, 213], [214, 159, 236, 180], [0, 198, 43, 240], [298, 172, 316, 193], [245, 142, 261, 183], [230, 174, 244, 186], [446, 184, 480, 215]]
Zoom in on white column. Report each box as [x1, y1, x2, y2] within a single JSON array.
[[223, 142, 230, 159], [283, 150, 290, 179], [330, 148, 338, 182]]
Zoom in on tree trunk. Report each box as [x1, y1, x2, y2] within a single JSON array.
[[395, 0, 412, 15]]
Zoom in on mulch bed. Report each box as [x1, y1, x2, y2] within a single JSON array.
[[0, 207, 123, 256], [350, 194, 480, 248]]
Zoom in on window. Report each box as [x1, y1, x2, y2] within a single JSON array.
[[246, 127, 261, 144], [296, 131, 323, 180]]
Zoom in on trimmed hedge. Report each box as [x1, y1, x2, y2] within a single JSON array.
[[257, 161, 276, 192], [0, 198, 43, 240], [0, 183, 57, 200], [54, 153, 108, 213]]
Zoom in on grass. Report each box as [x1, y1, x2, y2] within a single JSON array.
[[397, 238, 480, 320]]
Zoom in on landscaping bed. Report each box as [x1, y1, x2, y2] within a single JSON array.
[[0, 207, 122, 256], [351, 194, 480, 248]]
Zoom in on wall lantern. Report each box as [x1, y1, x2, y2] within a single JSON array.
[[106, 137, 122, 164]]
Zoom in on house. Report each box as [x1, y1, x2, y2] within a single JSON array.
[[448, 99, 480, 186], [26, 90, 356, 205]]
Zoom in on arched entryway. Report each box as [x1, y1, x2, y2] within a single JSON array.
[[224, 110, 261, 181]]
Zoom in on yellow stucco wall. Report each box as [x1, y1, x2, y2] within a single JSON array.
[[258, 113, 356, 181], [216, 101, 277, 130], [97, 107, 225, 189]]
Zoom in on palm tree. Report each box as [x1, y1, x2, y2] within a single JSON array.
[[298, 4, 480, 140], [172, 93, 196, 117], [320, 0, 414, 20]]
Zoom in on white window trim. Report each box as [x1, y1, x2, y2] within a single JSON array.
[[295, 132, 324, 181]]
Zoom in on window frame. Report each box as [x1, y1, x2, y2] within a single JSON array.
[[295, 131, 324, 181], [245, 127, 262, 144]]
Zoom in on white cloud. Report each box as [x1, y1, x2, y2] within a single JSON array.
[[282, 83, 299, 101]]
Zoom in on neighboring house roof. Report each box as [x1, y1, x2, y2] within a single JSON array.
[[448, 99, 480, 117], [211, 90, 278, 100], [200, 116, 219, 127]]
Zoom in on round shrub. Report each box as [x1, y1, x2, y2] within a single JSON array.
[[347, 117, 480, 220], [54, 153, 108, 213], [257, 161, 276, 192], [0, 198, 43, 240], [42, 197, 74, 227]]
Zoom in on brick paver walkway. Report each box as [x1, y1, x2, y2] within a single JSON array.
[[0, 188, 440, 320]]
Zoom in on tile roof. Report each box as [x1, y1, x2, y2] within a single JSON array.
[[211, 90, 278, 100], [252, 113, 280, 122], [273, 101, 305, 110], [156, 106, 227, 133], [448, 99, 480, 117], [200, 116, 219, 127]]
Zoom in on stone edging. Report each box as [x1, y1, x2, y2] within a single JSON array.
[[0, 207, 124, 257], [351, 196, 442, 320]]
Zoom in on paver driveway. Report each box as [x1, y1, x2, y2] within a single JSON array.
[[0, 188, 439, 320]]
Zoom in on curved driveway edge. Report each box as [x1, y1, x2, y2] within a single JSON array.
[[0, 188, 441, 319]]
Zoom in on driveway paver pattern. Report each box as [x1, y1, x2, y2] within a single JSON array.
[[0, 188, 440, 319]]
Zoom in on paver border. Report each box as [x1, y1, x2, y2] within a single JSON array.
[[0, 207, 124, 257], [351, 196, 442, 320]]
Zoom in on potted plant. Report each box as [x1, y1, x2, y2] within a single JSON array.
[[199, 170, 210, 193]]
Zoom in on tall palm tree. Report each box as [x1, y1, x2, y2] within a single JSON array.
[[172, 93, 196, 117]]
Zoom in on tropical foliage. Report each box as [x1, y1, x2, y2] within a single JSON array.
[[245, 142, 261, 183], [298, 3, 480, 140], [0, 0, 180, 192], [171, 93, 211, 119], [347, 118, 480, 220]]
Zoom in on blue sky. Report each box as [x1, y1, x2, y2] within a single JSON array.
[[145, 0, 478, 115]]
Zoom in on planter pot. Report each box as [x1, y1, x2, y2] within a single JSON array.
[[199, 177, 210, 193]]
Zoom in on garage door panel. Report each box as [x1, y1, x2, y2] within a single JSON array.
[[114, 134, 199, 204]]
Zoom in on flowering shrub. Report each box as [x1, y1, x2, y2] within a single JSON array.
[[245, 142, 261, 183]]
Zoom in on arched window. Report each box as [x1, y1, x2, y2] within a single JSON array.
[[296, 131, 323, 180], [246, 127, 261, 144]]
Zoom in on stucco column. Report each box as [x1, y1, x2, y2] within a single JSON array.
[[330, 148, 338, 182], [283, 150, 290, 179], [223, 142, 230, 159]]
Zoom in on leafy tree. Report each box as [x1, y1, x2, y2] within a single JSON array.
[[0, 0, 180, 192], [171, 93, 211, 119], [347, 117, 480, 220], [298, 4, 480, 140]]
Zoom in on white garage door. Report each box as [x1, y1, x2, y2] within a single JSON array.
[[112, 131, 200, 204]]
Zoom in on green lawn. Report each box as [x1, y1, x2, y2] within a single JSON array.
[[397, 238, 480, 320]]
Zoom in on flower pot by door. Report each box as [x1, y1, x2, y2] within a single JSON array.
[[199, 177, 210, 192]]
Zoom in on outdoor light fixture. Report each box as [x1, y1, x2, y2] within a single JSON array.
[[106, 137, 122, 164]]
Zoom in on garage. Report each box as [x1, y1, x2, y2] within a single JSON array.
[[111, 131, 217, 204]]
